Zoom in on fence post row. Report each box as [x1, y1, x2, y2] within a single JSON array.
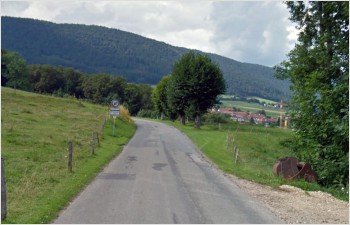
[[67, 141, 73, 172]]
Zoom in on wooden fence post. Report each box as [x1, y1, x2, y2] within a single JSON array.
[[226, 129, 230, 149], [235, 148, 239, 164], [1, 158, 7, 220], [67, 141, 73, 172], [96, 132, 100, 147], [101, 124, 104, 138], [91, 132, 95, 155]]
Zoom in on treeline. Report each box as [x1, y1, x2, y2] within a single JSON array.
[[1, 49, 153, 115], [2, 16, 291, 101], [218, 96, 261, 103]]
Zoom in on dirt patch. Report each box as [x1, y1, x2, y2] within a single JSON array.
[[226, 174, 349, 224]]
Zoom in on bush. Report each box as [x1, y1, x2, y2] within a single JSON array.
[[119, 105, 133, 123], [202, 112, 231, 124], [136, 109, 158, 119]]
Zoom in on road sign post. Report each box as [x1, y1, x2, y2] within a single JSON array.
[[110, 100, 120, 137], [113, 117, 116, 136]]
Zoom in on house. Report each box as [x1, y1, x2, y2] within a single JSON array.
[[213, 107, 280, 125], [217, 107, 234, 116]]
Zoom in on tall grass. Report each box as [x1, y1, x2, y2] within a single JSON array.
[[1, 87, 136, 223]]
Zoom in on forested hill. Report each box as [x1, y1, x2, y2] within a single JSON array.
[[1, 16, 290, 101]]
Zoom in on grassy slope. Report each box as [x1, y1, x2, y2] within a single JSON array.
[[159, 120, 292, 187], [154, 119, 348, 201], [1, 87, 136, 223]]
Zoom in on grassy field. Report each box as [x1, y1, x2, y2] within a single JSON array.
[[220, 100, 284, 117], [220, 95, 278, 104], [1, 87, 136, 223], [153, 119, 348, 201], [249, 96, 277, 104]]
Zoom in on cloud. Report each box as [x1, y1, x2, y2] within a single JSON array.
[[53, 1, 216, 53], [1, 1, 297, 67], [1, 1, 31, 15], [209, 1, 296, 66]]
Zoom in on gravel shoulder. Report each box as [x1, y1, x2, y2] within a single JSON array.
[[225, 174, 349, 224]]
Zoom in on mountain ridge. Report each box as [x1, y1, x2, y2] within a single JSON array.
[[1, 16, 290, 101]]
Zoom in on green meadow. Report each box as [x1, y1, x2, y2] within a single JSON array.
[[1, 87, 136, 223]]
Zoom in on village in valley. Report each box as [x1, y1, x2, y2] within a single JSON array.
[[212, 96, 289, 127]]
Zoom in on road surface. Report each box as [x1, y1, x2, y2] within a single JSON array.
[[54, 119, 281, 224]]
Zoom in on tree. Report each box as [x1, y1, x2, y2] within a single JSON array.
[[168, 51, 226, 128], [80, 74, 127, 105], [190, 54, 226, 128], [1, 49, 31, 90], [60, 67, 83, 97], [29, 64, 65, 94], [167, 58, 192, 125], [152, 75, 170, 119], [257, 110, 266, 116], [124, 83, 153, 116], [274, 2, 348, 187]]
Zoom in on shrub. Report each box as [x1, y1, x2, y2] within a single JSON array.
[[137, 109, 158, 119], [202, 112, 231, 124], [119, 105, 133, 123]]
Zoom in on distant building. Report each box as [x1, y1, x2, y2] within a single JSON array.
[[213, 107, 279, 125]]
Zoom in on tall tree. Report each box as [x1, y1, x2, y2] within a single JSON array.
[[152, 75, 174, 120], [1, 49, 31, 91], [167, 53, 193, 125], [274, 2, 348, 187], [188, 54, 226, 128], [168, 51, 226, 128]]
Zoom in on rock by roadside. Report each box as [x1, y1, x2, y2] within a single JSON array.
[[226, 174, 349, 224]]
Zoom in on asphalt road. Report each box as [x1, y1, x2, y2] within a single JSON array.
[[54, 119, 281, 224]]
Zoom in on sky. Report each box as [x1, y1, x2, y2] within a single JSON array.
[[1, 0, 299, 67]]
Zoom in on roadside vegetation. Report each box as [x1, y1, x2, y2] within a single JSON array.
[[151, 117, 348, 201], [1, 87, 136, 223], [274, 2, 348, 189]]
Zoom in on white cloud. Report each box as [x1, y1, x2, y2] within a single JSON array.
[[1, 1, 297, 67], [209, 1, 296, 66]]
